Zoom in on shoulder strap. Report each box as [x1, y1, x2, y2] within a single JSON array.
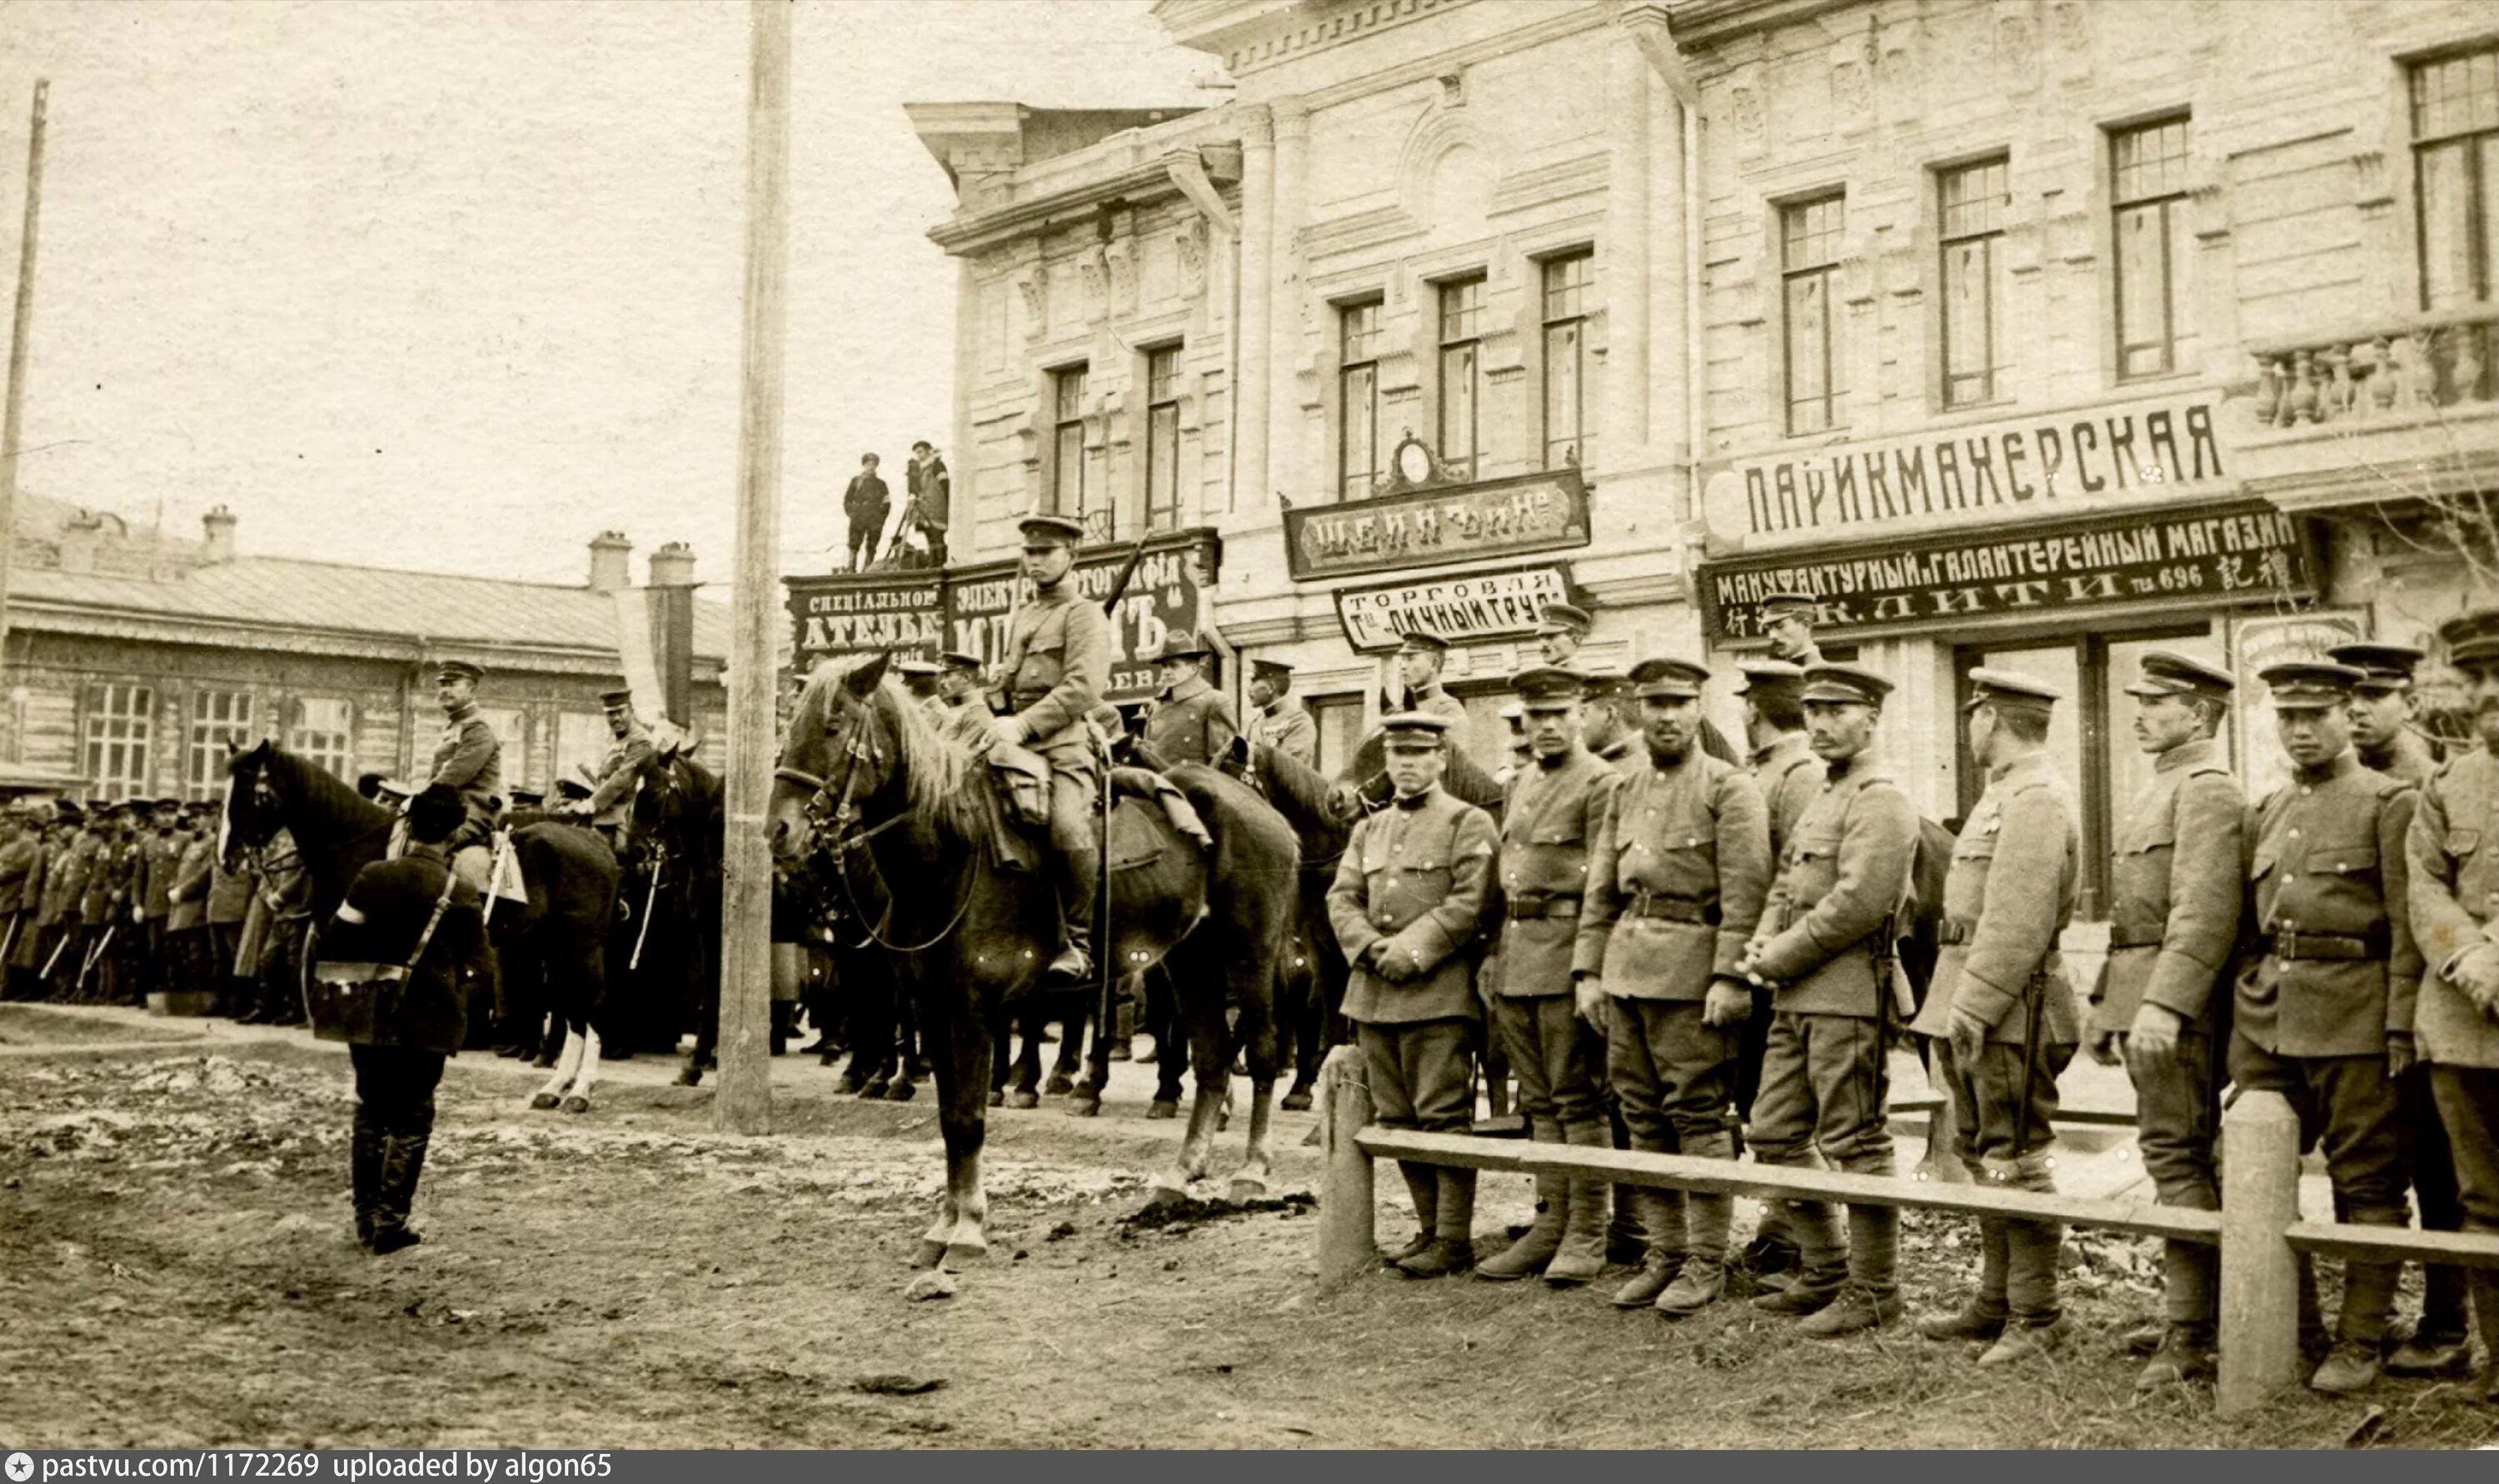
[[402, 866, 463, 976]]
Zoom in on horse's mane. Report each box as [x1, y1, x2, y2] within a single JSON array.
[[795, 658, 986, 837], [250, 744, 395, 837], [1259, 743, 1344, 835]]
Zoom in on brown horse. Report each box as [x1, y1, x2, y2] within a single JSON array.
[[768, 655, 1299, 1295]]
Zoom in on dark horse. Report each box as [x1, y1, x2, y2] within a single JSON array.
[[1215, 730, 1507, 1108], [619, 746, 730, 1088], [224, 742, 623, 1109], [768, 655, 1299, 1292]]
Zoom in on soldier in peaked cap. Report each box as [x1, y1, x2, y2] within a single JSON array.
[[1393, 631, 1471, 730], [2407, 605, 2499, 1404], [573, 687, 656, 846], [2237, 659, 2427, 1395], [1535, 602, 1594, 665], [1579, 656, 1772, 1316], [1736, 661, 1919, 1337], [2331, 641, 2441, 784], [1142, 630, 1239, 769], [1911, 668, 2083, 1365], [425, 660, 501, 892], [2327, 640, 2472, 1378], [2081, 651, 2247, 1388], [1327, 711, 1500, 1278], [1475, 665, 1624, 1286], [1245, 658, 1317, 769], [988, 511, 1112, 984], [1759, 591, 1826, 669], [1579, 668, 1641, 775]]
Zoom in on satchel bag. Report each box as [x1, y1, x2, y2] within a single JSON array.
[[306, 871, 465, 1055]]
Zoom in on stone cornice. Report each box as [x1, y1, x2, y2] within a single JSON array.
[[1654, 0, 1864, 54], [928, 145, 1245, 256]]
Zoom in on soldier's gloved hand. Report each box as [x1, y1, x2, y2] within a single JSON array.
[[1735, 937, 1765, 977], [2387, 1031, 2416, 1080], [1573, 974, 1606, 1030], [1373, 949, 1416, 985], [982, 717, 1021, 754], [2086, 1027, 2124, 1067], [2452, 944, 2499, 1012], [1947, 1003, 1989, 1066], [1702, 979, 1750, 1028], [2127, 1003, 2182, 1064]]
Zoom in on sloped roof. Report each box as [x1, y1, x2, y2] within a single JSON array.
[[14, 556, 728, 660]]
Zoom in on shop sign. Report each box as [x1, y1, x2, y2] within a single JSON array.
[[1283, 466, 1590, 580], [1696, 500, 2316, 642], [786, 575, 944, 665], [1698, 392, 2231, 544], [1333, 564, 1578, 654]]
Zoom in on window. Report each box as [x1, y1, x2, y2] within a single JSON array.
[[1542, 251, 1593, 469], [1309, 695, 1366, 779], [1145, 345, 1182, 534], [1339, 300, 1384, 498], [1939, 157, 2011, 405], [291, 697, 354, 780], [2412, 47, 2499, 308], [1050, 363, 1089, 525], [1781, 195, 1846, 434], [2112, 120, 2197, 377], [184, 690, 255, 801], [1437, 276, 1484, 478], [83, 684, 154, 802]]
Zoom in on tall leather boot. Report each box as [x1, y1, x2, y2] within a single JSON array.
[[349, 1112, 383, 1249], [1978, 1218, 2068, 1365], [367, 1129, 431, 1257], [1544, 1120, 1612, 1287], [1046, 811, 1099, 985], [2313, 1236, 2405, 1395], [1476, 1120, 1565, 1282], [1611, 1188, 1685, 1308], [1399, 1168, 1475, 1277], [1920, 1218, 2008, 1342], [1384, 1160, 1439, 1267], [2468, 1269, 2499, 1404], [1655, 1130, 1735, 1317], [2390, 1261, 2472, 1377], [1753, 1197, 1846, 1316], [2137, 1239, 2219, 1388], [1800, 1203, 1903, 1338], [1607, 1183, 1648, 1266], [2296, 1254, 2329, 1363]]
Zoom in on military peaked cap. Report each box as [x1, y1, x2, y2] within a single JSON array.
[[2440, 606, 2499, 670], [2258, 660, 2367, 710], [2123, 650, 2237, 700], [506, 787, 546, 808], [939, 650, 984, 672], [1579, 668, 1631, 699], [1629, 657, 1711, 700], [1758, 590, 1818, 618], [2325, 641, 2427, 693], [1966, 666, 2065, 713], [54, 800, 84, 823], [1735, 658, 1806, 695], [1017, 513, 1086, 546], [1157, 630, 1214, 661], [1250, 657, 1293, 680], [1397, 630, 1451, 655], [1801, 664, 1894, 705], [1379, 711, 1454, 746], [436, 660, 486, 685], [1509, 665, 1586, 705], [1534, 602, 1593, 637], [895, 658, 940, 679], [598, 688, 635, 710]]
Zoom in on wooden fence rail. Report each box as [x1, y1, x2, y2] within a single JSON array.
[[1313, 1048, 2499, 1419]]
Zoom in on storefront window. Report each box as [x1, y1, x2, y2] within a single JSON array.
[[1309, 694, 1366, 780], [2412, 46, 2498, 309], [2112, 118, 2197, 378]]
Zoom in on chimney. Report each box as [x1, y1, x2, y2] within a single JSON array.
[[587, 530, 633, 592], [59, 511, 102, 575], [647, 540, 696, 588], [201, 505, 238, 564]]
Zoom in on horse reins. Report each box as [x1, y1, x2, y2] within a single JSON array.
[[777, 706, 977, 955]]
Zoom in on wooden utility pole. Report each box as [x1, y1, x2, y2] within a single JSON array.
[[0, 81, 52, 665], [712, 2, 791, 1135]]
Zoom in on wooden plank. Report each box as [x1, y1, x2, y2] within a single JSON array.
[[2285, 1221, 2499, 1271], [1888, 1093, 2138, 1128], [1354, 1128, 1528, 1174]]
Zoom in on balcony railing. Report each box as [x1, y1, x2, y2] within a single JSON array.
[[2246, 303, 2497, 430]]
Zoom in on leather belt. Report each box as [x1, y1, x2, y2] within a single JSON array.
[[1505, 893, 1582, 922], [2262, 929, 2383, 963], [1629, 894, 1715, 926], [2107, 929, 2162, 950]]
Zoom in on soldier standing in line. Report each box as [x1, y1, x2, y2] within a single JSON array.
[[1733, 658, 1822, 1282], [1912, 669, 2082, 1366], [1245, 659, 1316, 769], [1579, 657, 1771, 1316], [1580, 671, 1640, 774], [2405, 606, 2499, 1407], [1326, 712, 1500, 1278], [1142, 631, 1239, 768], [1390, 632, 1471, 730], [167, 806, 217, 1000], [1758, 592, 1827, 670], [2083, 652, 2245, 1389], [78, 804, 130, 1003], [2329, 639, 2471, 1377], [1738, 662, 1918, 1336], [39, 804, 92, 1001], [2233, 660, 2425, 1396], [141, 798, 184, 1000], [206, 830, 253, 1018], [0, 807, 37, 1000], [1534, 603, 1593, 667], [1474, 666, 1622, 1287]]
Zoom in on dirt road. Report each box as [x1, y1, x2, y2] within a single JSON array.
[[2, 1005, 2492, 1450]]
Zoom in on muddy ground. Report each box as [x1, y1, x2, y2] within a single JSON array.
[[2, 1004, 2493, 1451]]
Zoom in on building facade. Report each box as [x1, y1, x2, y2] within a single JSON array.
[[875, 0, 2495, 916], [2, 496, 730, 803]]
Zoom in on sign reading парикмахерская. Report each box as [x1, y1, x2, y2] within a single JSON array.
[[1698, 391, 2229, 543]]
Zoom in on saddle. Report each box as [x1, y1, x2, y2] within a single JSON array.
[[979, 746, 1213, 879]]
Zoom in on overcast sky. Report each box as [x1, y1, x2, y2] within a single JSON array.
[[0, 0, 1221, 586]]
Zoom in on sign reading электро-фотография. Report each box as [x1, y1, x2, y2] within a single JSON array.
[[1698, 391, 2230, 544], [1695, 500, 2317, 644]]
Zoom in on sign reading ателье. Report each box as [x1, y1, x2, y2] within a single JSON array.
[[1699, 391, 2230, 544], [1696, 500, 2316, 643]]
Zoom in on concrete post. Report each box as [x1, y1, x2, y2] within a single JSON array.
[[2218, 1089, 2303, 1417], [1317, 1043, 1375, 1286]]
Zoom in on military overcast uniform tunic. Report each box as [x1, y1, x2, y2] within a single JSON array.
[[1248, 696, 1318, 769], [2407, 743, 2499, 1239], [1485, 745, 1619, 1130], [1143, 673, 1239, 768]]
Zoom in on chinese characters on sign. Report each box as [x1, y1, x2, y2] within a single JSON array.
[[1696, 501, 2316, 642], [1698, 392, 2230, 543], [1334, 565, 1578, 653], [1284, 466, 1591, 580]]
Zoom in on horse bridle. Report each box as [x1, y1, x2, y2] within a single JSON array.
[[773, 702, 975, 955]]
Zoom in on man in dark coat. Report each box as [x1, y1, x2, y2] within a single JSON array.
[[320, 782, 489, 1254], [843, 452, 890, 572]]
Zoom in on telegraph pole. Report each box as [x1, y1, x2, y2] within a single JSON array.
[[0, 81, 52, 664], [712, 2, 792, 1134]]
